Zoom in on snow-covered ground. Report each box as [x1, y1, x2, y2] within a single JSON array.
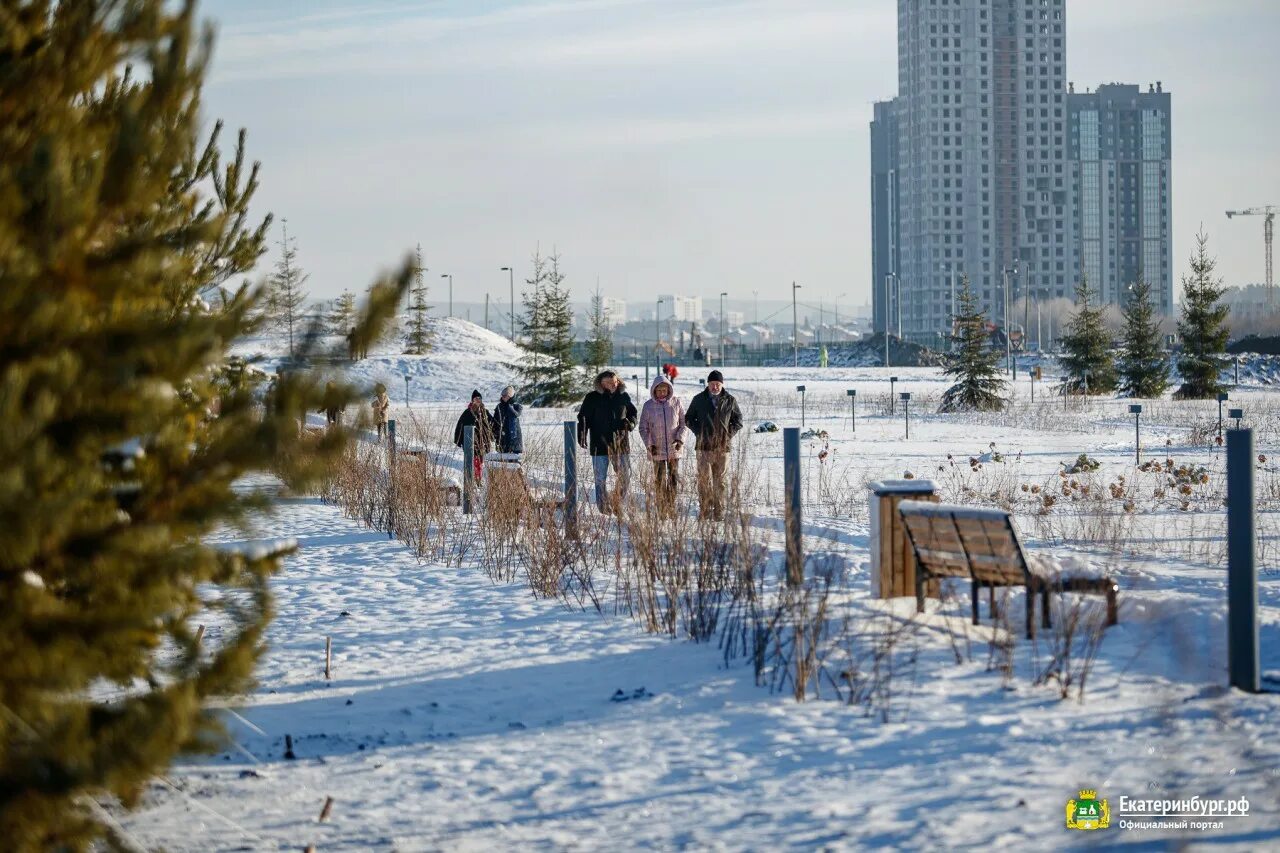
[[124, 319, 1280, 850]]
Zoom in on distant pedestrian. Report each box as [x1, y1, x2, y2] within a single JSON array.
[[576, 370, 638, 513], [819, 345, 829, 369], [683, 370, 743, 521], [662, 363, 679, 384], [372, 383, 391, 439], [321, 381, 344, 427], [493, 386, 524, 456], [638, 374, 686, 514], [454, 390, 497, 483]]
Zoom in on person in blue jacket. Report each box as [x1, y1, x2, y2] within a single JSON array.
[[493, 385, 524, 456]]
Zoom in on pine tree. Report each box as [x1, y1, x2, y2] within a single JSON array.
[[1058, 276, 1117, 395], [405, 243, 433, 354], [1175, 230, 1230, 399], [328, 289, 357, 337], [511, 249, 577, 405], [0, 6, 410, 847], [1117, 277, 1170, 398], [939, 277, 1006, 412], [267, 219, 310, 359], [584, 286, 614, 377]]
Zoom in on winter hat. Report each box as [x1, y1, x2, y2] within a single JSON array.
[[707, 370, 724, 383], [471, 389, 483, 401]]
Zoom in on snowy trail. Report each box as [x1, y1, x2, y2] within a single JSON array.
[[122, 488, 1280, 851]]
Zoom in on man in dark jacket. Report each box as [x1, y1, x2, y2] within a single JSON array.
[[454, 390, 497, 484], [683, 369, 743, 520], [576, 370, 637, 513], [493, 385, 523, 455]]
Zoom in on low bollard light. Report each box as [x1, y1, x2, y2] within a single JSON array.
[[847, 389, 857, 433], [1229, 407, 1244, 431], [890, 376, 898, 414], [1217, 391, 1229, 439], [1129, 404, 1142, 464], [797, 384, 807, 428], [900, 391, 912, 439]]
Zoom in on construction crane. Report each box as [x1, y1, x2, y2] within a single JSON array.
[[1225, 205, 1275, 310]]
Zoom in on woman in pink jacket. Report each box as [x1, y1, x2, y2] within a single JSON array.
[[638, 374, 686, 514]]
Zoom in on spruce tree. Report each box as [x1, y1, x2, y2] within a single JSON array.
[[1175, 230, 1230, 399], [939, 277, 1006, 412], [1058, 276, 1117, 395], [511, 250, 578, 404], [267, 219, 310, 359], [405, 243, 433, 354], [1117, 277, 1170, 398], [0, 6, 409, 847], [328, 289, 357, 337], [584, 286, 615, 377]]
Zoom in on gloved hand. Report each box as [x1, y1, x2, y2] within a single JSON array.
[[578, 439, 588, 451]]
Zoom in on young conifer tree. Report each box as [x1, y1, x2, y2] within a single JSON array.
[[1117, 277, 1170, 398], [0, 5, 409, 847], [405, 243, 433, 354], [939, 277, 1006, 412], [1059, 276, 1117, 395], [329, 288, 357, 337], [268, 219, 310, 359], [584, 285, 615, 378], [536, 251, 579, 404], [1175, 230, 1230, 399]]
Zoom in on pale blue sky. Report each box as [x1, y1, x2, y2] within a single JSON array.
[[201, 0, 1280, 310]]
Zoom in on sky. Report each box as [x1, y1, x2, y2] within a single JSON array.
[[200, 0, 1280, 315]]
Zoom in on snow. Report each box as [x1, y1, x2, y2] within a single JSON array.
[[118, 321, 1280, 849]]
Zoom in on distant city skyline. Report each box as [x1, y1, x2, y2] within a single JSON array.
[[203, 0, 1280, 304]]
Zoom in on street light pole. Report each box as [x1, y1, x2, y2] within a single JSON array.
[[501, 266, 515, 341], [655, 297, 664, 380], [441, 274, 453, 318], [883, 274, 892, 369], [720, 290, 728, 366], [752, 290, 759, 325], [792, 281, 801, 367]]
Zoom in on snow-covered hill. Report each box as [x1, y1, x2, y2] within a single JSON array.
[[233, 317, 527, 403]]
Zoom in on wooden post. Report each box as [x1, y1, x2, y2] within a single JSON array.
[[1227, 429, 1260, 693], [462, 424, 475, 515], [284, 734, 296, 760], [868, 480, 939, 599], [318, 796, 334, 822], [783, 427, 803, 587], [324, 636, 332, 681], [193, 624, 205, 646], [387, 419, 397, 537], [563, 421, 578, 537]]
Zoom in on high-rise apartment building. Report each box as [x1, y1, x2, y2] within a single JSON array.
[[870, 99, 901, 336], [1067, 82, 1173, 313], [875, 0, 1072, 342]]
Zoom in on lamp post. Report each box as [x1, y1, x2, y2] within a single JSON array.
[[901, 392, 912, 439], [720, 290, 728, 366], [941, 262, 961, 350], [847, 389, 857, 433], [797, 384, 806, 429], [1130, 404, 1142, 464], [500, 266, 515, 341], [1001, 263, 1018, 375], [883, 274, 892, 369], [655, 297, 664, 383], [752, 290, 759, 325], [441, 273, 453, 318], [792, 281, 801, 367]]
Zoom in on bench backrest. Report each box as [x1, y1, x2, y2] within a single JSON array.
[[898, 500, 1029, 586]]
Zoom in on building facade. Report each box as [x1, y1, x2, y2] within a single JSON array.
[[1067, 82, 1173, 313], [870, 98, 900, 335], [877, 0, 1073, 343]]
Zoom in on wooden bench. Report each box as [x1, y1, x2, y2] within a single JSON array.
[[897, 500, 1119, 639]]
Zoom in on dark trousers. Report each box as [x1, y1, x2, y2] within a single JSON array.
[[652, 460, 679, 513]]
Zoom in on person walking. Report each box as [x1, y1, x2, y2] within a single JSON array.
[[371, 383, 391, 440], [493, 386, 524, 456], [454, 390, 497, 484], [638, 373, 685, 515], [683, 369, 743, 521], [321, 381, 344, 427], [576, 370, 637, 514]]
